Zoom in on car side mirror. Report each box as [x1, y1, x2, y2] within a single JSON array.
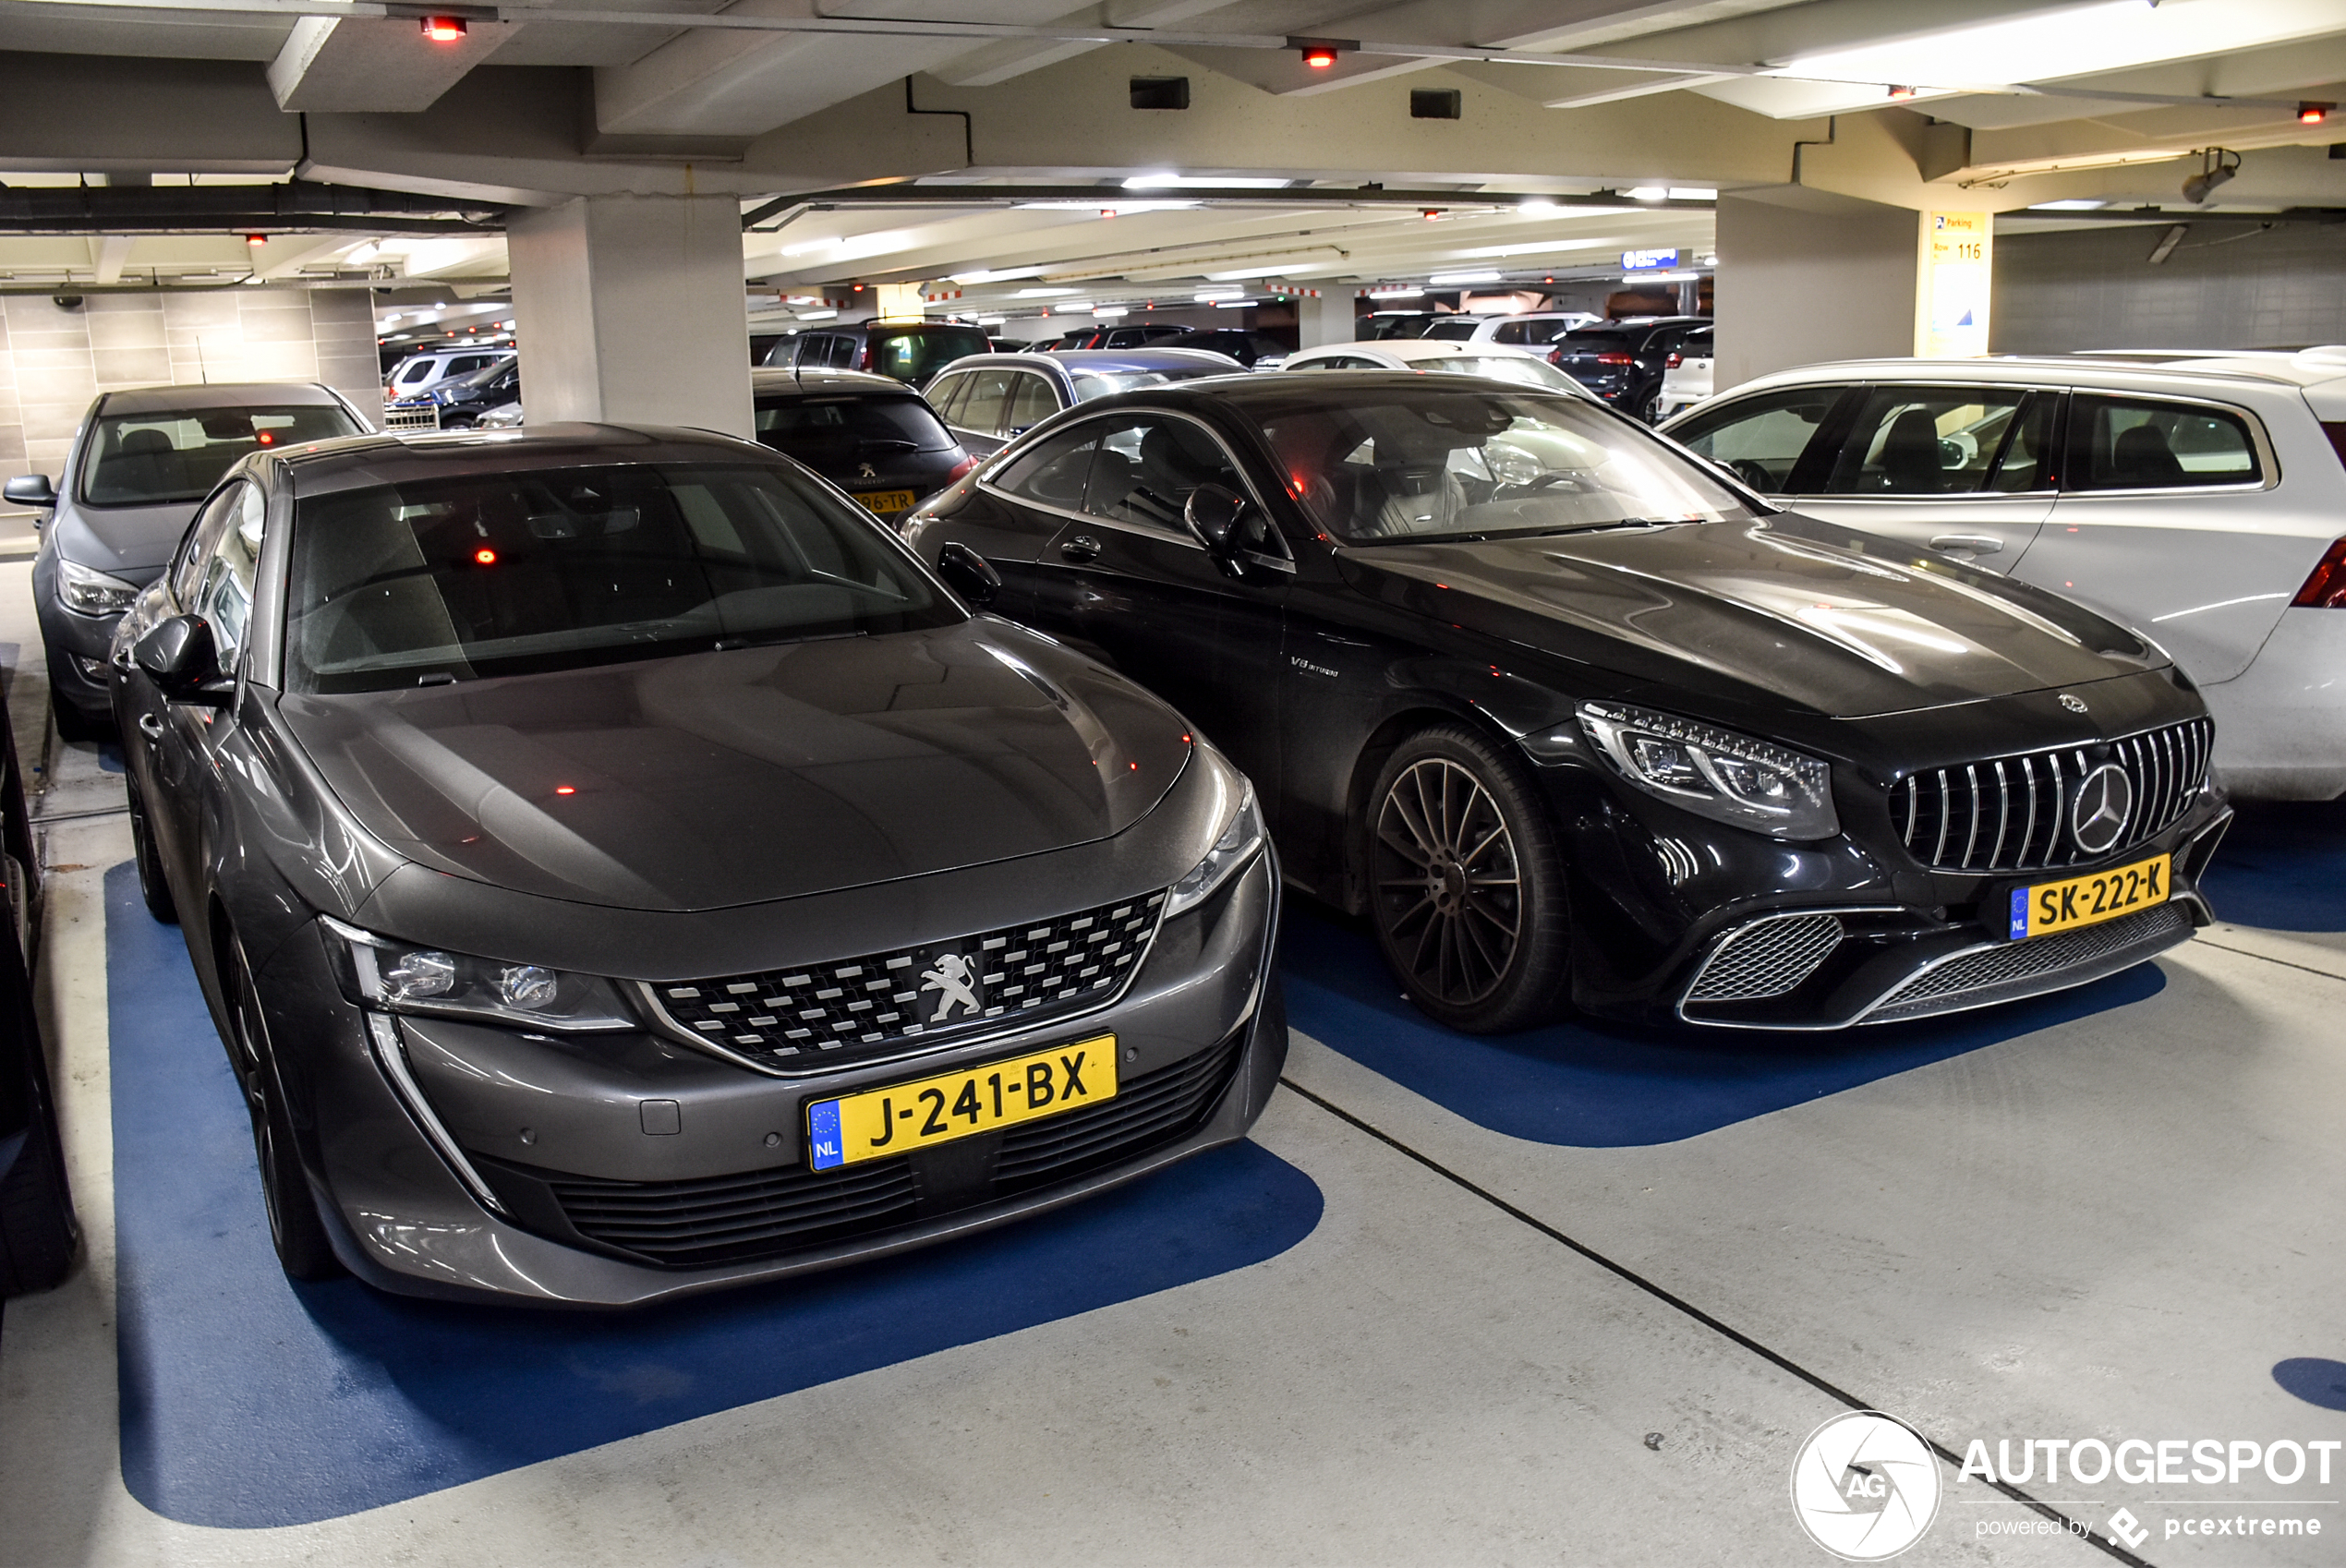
[[1185, 483, 1248, 553], [133, 614, 234, 706], [936, 542, 1001, 609], [5, 474, 54, 509]]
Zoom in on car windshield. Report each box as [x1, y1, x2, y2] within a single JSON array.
[[1421, 356, 1578, 391], [1556, 331, 1639, 354], [1256, 386, 1756, 545], [754, 395, 957, 460], [284, 462, 958, 693], [81, 404, 361, 507], [869, 327, 991, 383]]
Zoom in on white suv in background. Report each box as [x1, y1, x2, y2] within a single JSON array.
[[382, 346, 512, 401], [1419, 311, 1602, 347], [1660, 349, 2346, 799], [1656, 325, 1712, 419]]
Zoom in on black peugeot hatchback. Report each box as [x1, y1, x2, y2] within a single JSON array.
[[901, 372, 2231, 1033]]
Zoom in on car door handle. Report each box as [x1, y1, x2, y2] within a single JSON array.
[[137, 713, 164, 740], [1930, 534, 2004, 555], [1059, 535, 1102, 562]]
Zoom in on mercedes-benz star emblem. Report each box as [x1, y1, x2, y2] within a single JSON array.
[[2059, 693, 2088, 714], [2069, 763, 2134, 855]]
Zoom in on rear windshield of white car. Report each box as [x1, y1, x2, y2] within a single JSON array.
[[1420, 356, 1578, 392], [1256, 385, 1756, 544], [284, 462, 958, 693], [81, 405, 360, 507]]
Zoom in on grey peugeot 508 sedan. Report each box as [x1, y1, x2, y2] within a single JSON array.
[[109, 423, 1283, 1307]]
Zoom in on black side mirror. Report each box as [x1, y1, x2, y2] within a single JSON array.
[[936, 542, 1001, 609], [5, 474, 55, 509], [1185, 483, 1248, 553], [133, 614, 234, 706]]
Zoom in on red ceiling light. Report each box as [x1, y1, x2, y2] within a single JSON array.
[[2298, 102, 2332, 125], [1300, 43, 1338, 69], [420, 16, 468, 42], [1886, 84, 1917, 100], [244, 233, 266, 246], [473, 547, 498, 566]]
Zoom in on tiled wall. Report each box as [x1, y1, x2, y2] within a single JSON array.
[[0, 287, 377, 480], [1993, 223, 2346, 355]]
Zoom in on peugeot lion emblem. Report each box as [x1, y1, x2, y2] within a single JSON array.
[[2058, 693, 2088, 714], [919, 952, 984, 1022], [2069, 764, 2134, 855]]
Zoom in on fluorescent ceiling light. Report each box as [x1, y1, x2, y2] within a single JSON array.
[[2027, 199, 2109, 211], [1015, 199, 1198, 213], [1367, 286, 1423, 298], [1625, 187, 1666, 201], [1053, 300, 1094, 312], [1517, 199, 1560, 215], [1123, 174, 1294, 189], [975, 315, 1007, 325], [1766, 1, 2173, 92], [1212, 299, 1255, 308], [1621, 271, 1700, 283], [949, 266, 1044, 285], [795, 308, 839, 320], [1428, 270, 1502, 286], [1094, 306, 1129, 317], [1015, 286, 1080, 296], [1666, 188, 1715, 201], [1194, 287, 1245, 300], [1455, 236, 1616, 260]]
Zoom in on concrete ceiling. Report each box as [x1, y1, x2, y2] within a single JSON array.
[[0, 0, 2336, 317]]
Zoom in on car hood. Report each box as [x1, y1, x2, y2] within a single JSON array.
[[277, 621, 1192, 913], [55, 498, 199, 581], [1336, 514, 2161, 719]]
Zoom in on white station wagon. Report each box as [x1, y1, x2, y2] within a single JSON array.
[[1661, 350, 2346, 800]]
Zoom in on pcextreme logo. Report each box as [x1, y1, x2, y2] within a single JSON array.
[[1790, 1412, 1943, 1561]]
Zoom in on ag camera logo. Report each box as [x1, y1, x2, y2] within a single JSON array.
[[1792, 1412, 1942, 1561]]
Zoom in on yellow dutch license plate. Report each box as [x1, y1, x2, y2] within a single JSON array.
[[853, 489, 917, 516], [806, 1036, 1116, 1171], [2007, 853, 2171, 941]]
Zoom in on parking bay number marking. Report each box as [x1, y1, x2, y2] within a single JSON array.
[[806, 1035, 1118, 1170]]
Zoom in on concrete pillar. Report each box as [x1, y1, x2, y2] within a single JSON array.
[[507, 194, 752, 440], [1299, 291, 1360, 349], [1712, 190, 1918, 395]]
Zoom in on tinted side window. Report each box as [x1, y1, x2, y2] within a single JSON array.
[[172, 484, 243, 604], [192, 482, 267, 666], [925, 371, 971, 423], [1081, 415, 1249, 537], [1005, 373, 1059, 433], [992, 426, 1100, 513], [1822, 387, 2037, 496], [952, 368, 1018, 436], [1671, 387, 1847, 493], [2067, 395, 2261, 489]]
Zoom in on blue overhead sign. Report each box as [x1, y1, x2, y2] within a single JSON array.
[[1621, 247, 1681, 271]]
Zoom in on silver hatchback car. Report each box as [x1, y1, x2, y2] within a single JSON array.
[[13, 381, 368, 735]]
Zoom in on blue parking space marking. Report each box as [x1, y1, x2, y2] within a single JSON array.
[[2201, 802, 2346, 933], [1281, 905, 2164, 1148], [2273, 1358, 2346, 1412], [105, 864, 1323, 1530]]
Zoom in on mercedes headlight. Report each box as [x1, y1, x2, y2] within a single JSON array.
[[57, 558, 139, 616], [323, 917, 637, 1031], [1165, 765, 1265, 919], [1578, 701, 1838, 839]]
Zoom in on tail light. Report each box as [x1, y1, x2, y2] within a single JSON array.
[[1596, 352, 1636, 366], [946, 452, 979, 482], [1664, 351, 1683, 369], [2292, 537, 2346, 608], [857, 341, 873, 372], [1546, 346, 1566, 365]]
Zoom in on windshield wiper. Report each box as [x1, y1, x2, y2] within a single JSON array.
[[711, 628, 868, 651]]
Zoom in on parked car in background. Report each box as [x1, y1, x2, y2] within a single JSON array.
[[383, 357, 519, 432], [986, 337, 1025, 353], [904, 373, 2228, 1032], [1418, 312, 1602, 346], [1157, 329, 1290, 368], [13, 382, 369, 737], [1045, 324, 1191, 351], [0, 674, 72, 1297], [1279, 339, 1594, 396], [1549, 317, 1711, 422], [1360, 312, 1446, 340], [108, 423, 1284, 1301], [383, 347, 512, 402], [478, 401, 525, 428], [762, 320, 993, 387], [923, 348, 1242, 457], [1660, 350, 2346, 799], [751, 367, 975, 525], [1656, 325, 1712, 420]]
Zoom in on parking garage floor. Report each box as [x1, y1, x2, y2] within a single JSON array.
[[0, 556, 2340, 1568]]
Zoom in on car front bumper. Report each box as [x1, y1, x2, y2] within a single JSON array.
[[30, 548, 128, 717], [256, 850, 1285, 1308]]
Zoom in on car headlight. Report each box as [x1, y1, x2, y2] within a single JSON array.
[[322, 916, 637, 1031], [1577, 701, 1839, 839], [1164, 766, 1265, 919], [57, 558, 139, 616]]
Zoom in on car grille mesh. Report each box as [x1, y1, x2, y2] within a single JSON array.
[[647, 892, 1167, 1072], [1867, 902, 2192, 1022], [1893, 718, 2210, 873], [1686, 914, 1845, 1003], [538, 1032, 1242, 1270]]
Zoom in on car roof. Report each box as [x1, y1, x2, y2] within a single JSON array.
[[1085, 368, 1591, 414], [748, 367, 917, 396], [1725, 352, 2346, 400], [1291, 339, 1544, 363], [271, 423, 778, 496], [99, 380, 349, 415], [960, 347, 1244, 375]]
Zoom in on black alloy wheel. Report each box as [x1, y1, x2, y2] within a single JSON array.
[[125, 778, 176, 923], [1366, 725, 1570, 1033], [226, 936, 343, 1281]]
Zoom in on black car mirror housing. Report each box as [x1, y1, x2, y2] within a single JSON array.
[[1185, 484, 1248, 553], [4, 474, 54, 509], [936, 541, 1001, 609], [134, 614, 235, 706]]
